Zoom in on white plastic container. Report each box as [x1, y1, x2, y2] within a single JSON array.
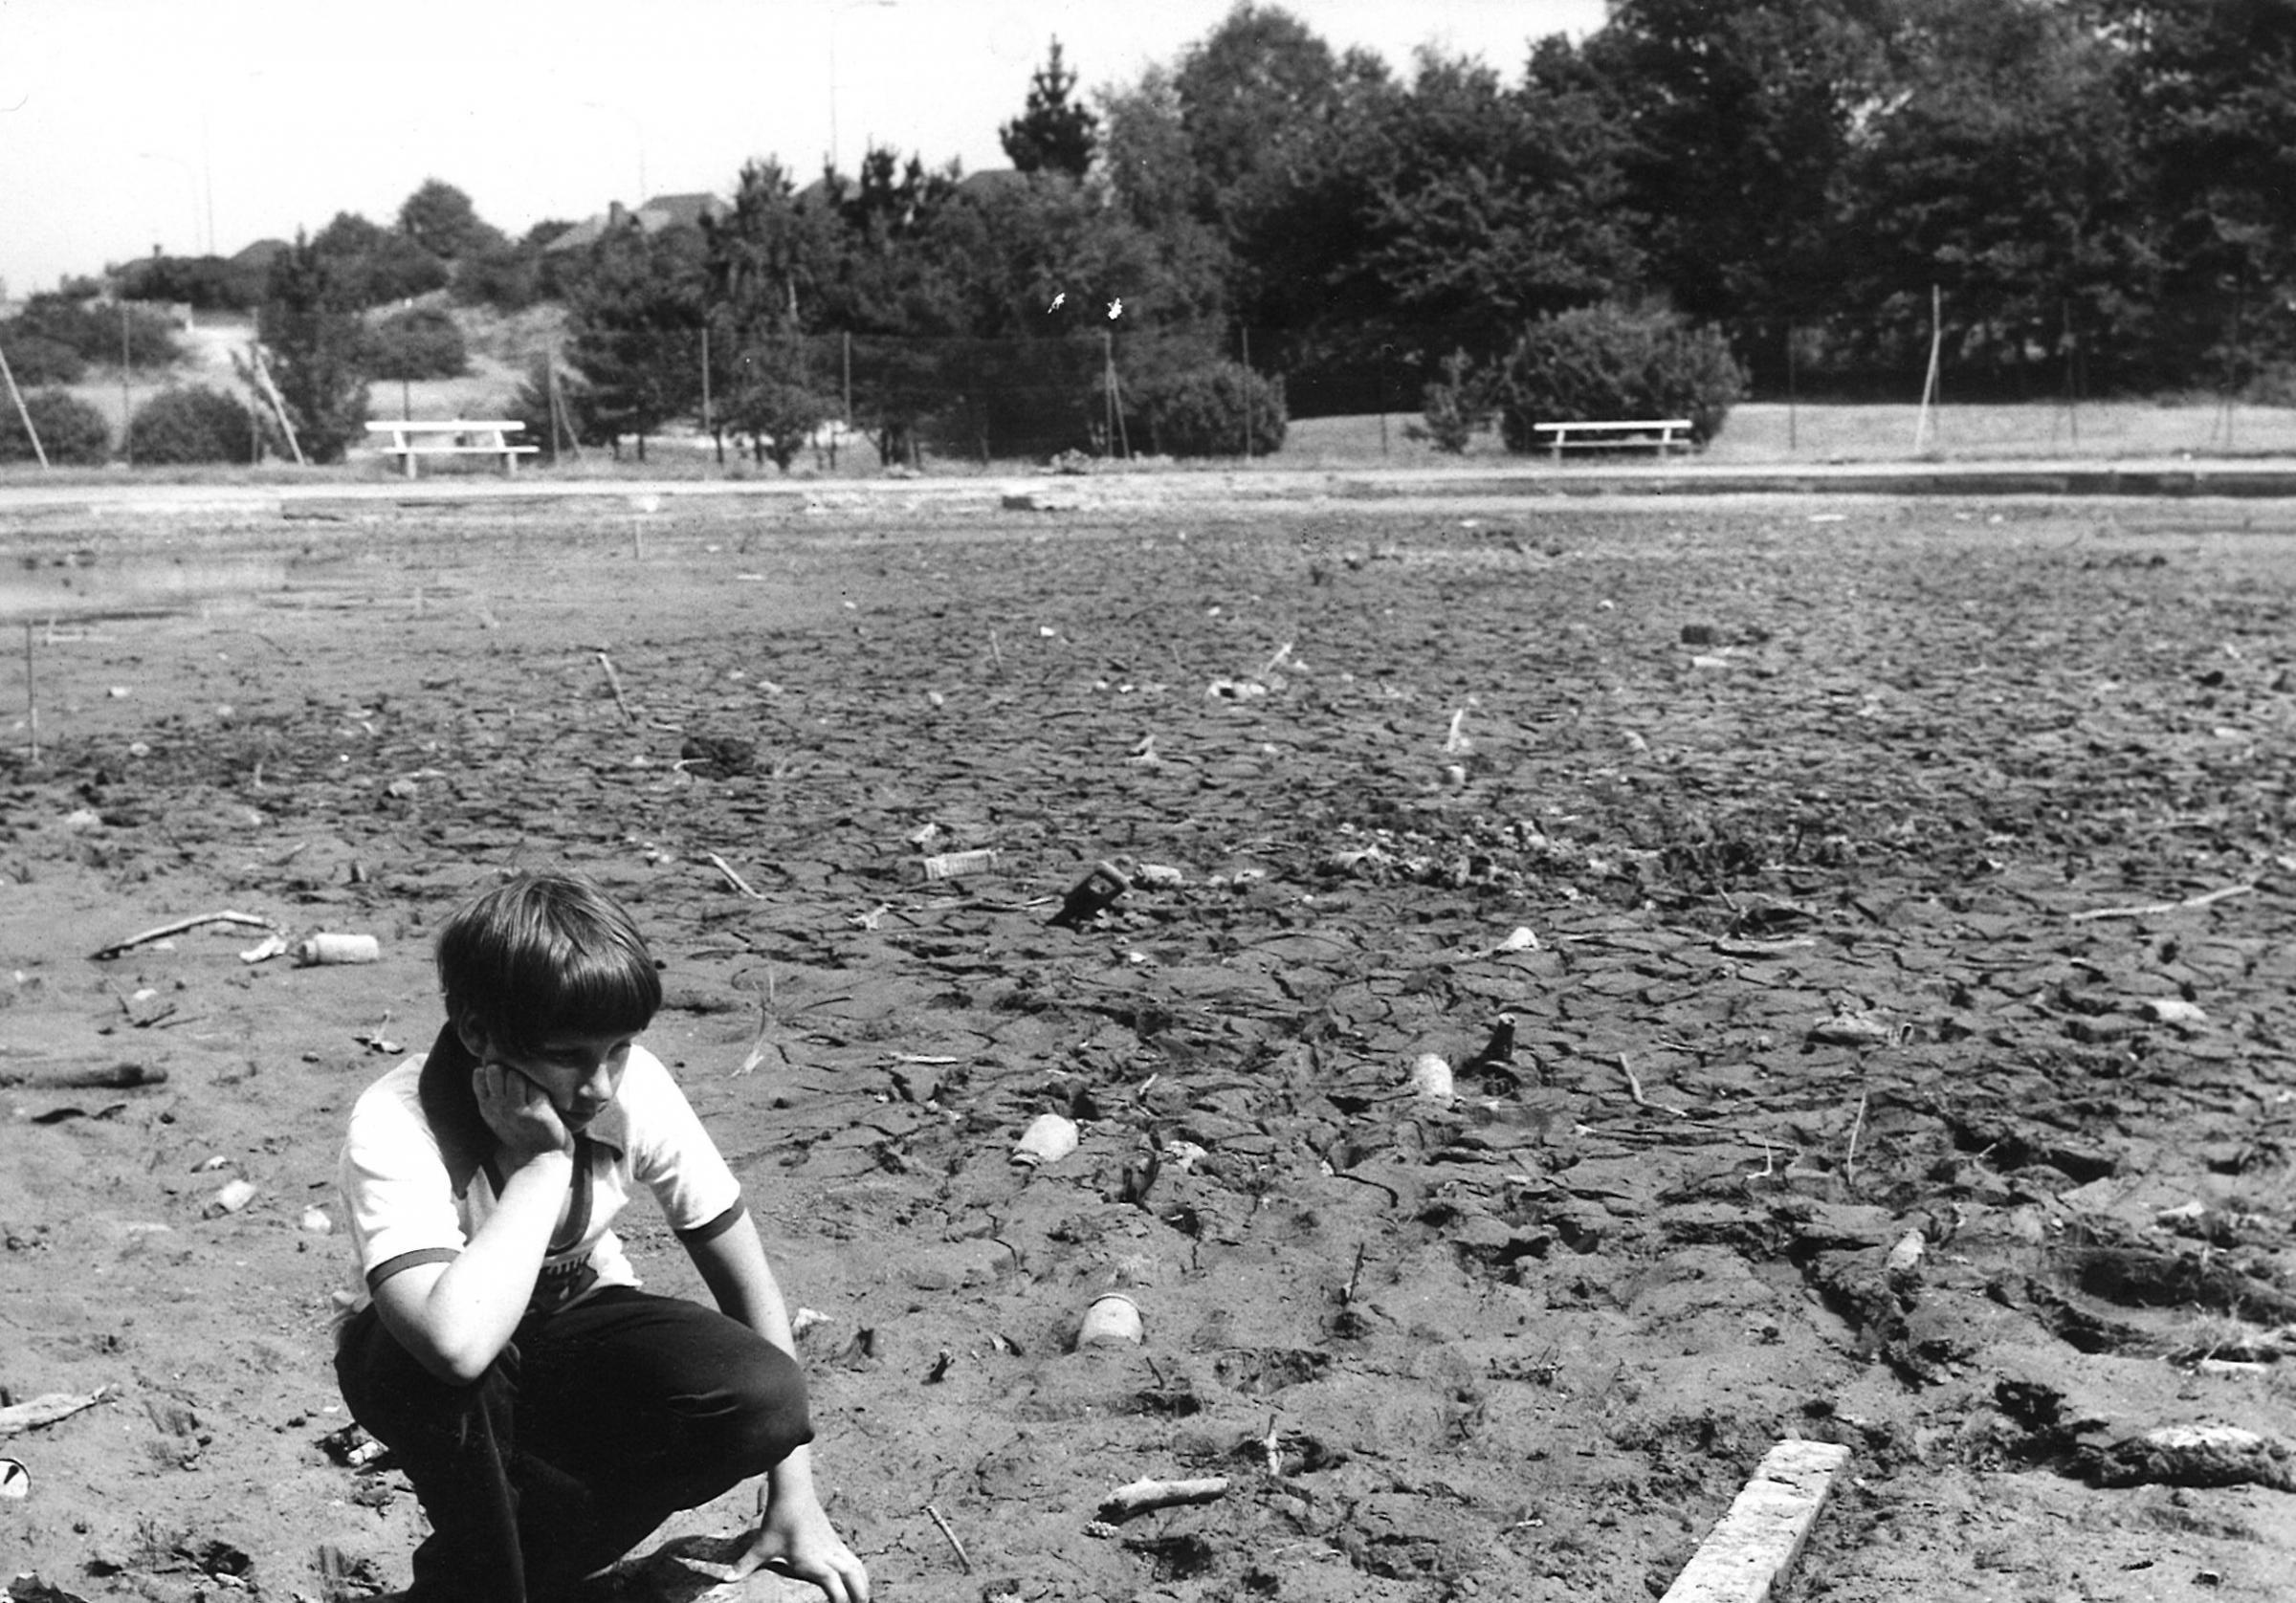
[[1077, 1292, 1143, 1348], [1408, 1052, 1455, 1102], [1011, 1112, 1080, 1168], [204, 1177, 257, 1219], [295, 933, 380, 966]]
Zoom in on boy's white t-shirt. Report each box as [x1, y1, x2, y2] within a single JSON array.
[[336, 1040, 743, 1331]]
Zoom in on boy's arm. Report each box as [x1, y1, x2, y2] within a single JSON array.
[[369, 1065, 573, 1385], [685, 1214, 872, 1603]]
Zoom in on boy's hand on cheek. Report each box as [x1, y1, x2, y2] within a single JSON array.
[[474, 1063, 574, 1163]]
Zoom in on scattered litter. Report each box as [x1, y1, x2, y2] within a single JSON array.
[[238, 933, 290, 964], [912, 849, 997, 883], [299, 1206, 333, 1236], [2136, 997, 2207, 1026], [1011, 1112, 1080, 1168], [1808, 1010, 1901, 1048], [0, 1458, 25, 1498], [1204, 677, 1269, 701], [1408, 1053, 1454, 1103], [295, 933, 380, 967], [1050, 861, 1129, 929], [1076, 1292, 1142, 1349], [0, 1386, 115, 1438], [204, 1178, 257, 1219]]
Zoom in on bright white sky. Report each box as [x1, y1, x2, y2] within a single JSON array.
[[0, 0, 1606, 299]]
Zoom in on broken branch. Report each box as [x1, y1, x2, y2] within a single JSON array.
[[2069, 883, 2255, 923], [1095, 1476, 1231, 1522], [91, 911, 281, 962], [595, 651, 636, 724]]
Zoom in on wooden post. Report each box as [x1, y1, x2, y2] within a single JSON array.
[[1913, 284, 1942, 453], [22, 622, 36, 763], [1786, 322, 1797, 455], [1240, 326, 1252, 461], [0, 338, 49, 469], [120, 300, 133, 465]]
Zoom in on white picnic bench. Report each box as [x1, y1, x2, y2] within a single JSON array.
[[1531, 418, 1694, 462], [365, 419, 539, 478]]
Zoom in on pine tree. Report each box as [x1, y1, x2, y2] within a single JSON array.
[[1001, 38, 1099, 178], [257, 232, 370, 463]]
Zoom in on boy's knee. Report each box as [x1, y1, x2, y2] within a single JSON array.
[[718, 1348, 814, 1472]]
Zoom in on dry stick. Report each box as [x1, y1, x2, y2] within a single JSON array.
[[1097, 1477, 1232, 1522], [2069, 883, 2256, 922], [1618, 1052, 1689, 1118], [1843, 1087, 1869, 1190], [707, 852, 763, 899], [21, 622, 34, 763], [91, 910, 282, 961], [924, 1504, 973, 1572], [594, 651, 636, 724]]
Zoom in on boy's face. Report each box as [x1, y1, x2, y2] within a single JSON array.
[[471, 1026, 634, 1133]]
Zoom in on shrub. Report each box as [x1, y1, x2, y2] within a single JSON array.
[[5, 291, 184, 367], [365, 305, 468, 381], [0, 388, 113, 465], [1121, 359, 1286, 457], [0, 333, 86, 385], [127, 385, 259, 464], [508, 354, 600, 460], [1409, 349, 1490, 454], [1493, 303, 1746, 451], [258, 234, 371, 464]]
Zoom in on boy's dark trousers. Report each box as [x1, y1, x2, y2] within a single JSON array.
[[336, 1286, 814, 1603]]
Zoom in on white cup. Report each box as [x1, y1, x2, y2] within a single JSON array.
[[1077, 1292, 1142, 1348]]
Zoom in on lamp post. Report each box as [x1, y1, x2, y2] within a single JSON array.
[[828, 0, 898, 175]]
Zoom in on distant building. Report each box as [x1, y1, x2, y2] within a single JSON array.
[[541, 193, 730, 253]]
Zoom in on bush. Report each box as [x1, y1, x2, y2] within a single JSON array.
[[127, 385, 259, 464], [0, 388, 113, 465], [0, 333, 86, 385], [1121, 359, 1287, 457], [1493, 303, 1746, 451], [5, 291, 184, 368], [1409, 349, 1490, 453], [365, 305, 468, 381], [508, 354, 599, 460]]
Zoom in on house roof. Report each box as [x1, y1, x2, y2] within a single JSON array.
[[231, 238, 290, 270], [541, 193, 730, 253]]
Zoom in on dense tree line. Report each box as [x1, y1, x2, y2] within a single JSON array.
[[537, 0, 2296, 460], [41, 0, 2296, 466]]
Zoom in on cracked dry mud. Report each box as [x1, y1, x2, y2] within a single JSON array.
[[2, 491, 2294, 1603]]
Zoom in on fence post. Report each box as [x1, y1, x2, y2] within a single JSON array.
[[0, 338, 49, 469], [1240, 327, 1251, 461]]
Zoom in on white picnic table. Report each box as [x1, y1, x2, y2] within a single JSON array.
[[1531, 418, 1695, 462], [365, 419, 540, 478]]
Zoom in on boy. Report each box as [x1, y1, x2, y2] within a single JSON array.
[[334, 870, 870, 1603]]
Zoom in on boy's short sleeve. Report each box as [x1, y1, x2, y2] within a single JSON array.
[[341, 1063, 467, 1285], [617, 1047, 742, 1233]]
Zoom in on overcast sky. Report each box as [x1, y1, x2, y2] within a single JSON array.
[[0, 0, 1605, 300]]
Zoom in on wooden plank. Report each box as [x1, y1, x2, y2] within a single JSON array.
[[1659, 1439, 1850, 1603]]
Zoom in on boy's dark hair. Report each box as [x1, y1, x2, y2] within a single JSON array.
[[435, 870, 661, 1056]]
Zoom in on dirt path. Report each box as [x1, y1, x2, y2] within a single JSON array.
[[2, 494, 2293, 1602]]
